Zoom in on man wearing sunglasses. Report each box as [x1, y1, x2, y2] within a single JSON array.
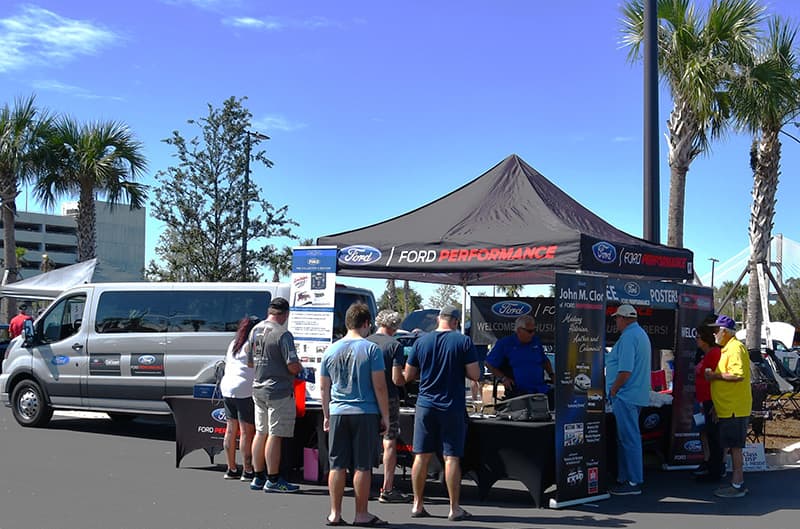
[[486, 315, 554, 399]]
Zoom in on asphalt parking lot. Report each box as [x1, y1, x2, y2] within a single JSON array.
[[1, 408, 799, 529]]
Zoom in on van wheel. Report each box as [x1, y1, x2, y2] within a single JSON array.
[[11, 380, 53, 427]]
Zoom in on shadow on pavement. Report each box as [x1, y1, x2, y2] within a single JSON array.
[[47, 413, 176, 441]]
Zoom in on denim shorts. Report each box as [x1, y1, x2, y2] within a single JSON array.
[[412, 406, 467, 457]]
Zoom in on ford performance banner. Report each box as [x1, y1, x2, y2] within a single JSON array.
[[582, 236, 693, 280], [469, 297, 555, 346], [552, 273, 609, 508], [667, 284, 715, 467]]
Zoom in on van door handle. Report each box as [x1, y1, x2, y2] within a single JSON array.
[[72, 343, 84, 351]]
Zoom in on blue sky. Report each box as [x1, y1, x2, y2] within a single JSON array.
[[2, 0, 800, 302]]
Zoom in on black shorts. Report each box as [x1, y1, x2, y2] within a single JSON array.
[[223, 396, 255, 424], [328, 414, 379, 471], [718, 415, 749, 449]]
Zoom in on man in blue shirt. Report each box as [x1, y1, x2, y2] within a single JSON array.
[[321, 302, 390, 527], [606, 304, 651, 496], [486, 315, 554, 398], [405, 305, 479, 522]]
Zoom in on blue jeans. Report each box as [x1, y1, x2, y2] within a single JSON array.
[[612, 398, 643, 485]]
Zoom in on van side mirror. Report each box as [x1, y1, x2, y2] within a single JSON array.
[[22, 319, 35, 347]]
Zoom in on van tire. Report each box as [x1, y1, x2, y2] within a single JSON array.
[[11, 380, 53, 427]]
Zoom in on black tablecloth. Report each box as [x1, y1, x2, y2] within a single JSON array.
[[164, 397, 322, 473], [165, 398, 555, 506]]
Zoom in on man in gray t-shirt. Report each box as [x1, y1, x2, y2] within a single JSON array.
[[246, 297, 302, 493]]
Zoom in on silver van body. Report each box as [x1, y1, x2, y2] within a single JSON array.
[[0, 282, 289, 426]]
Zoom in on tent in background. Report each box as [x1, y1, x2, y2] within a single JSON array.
[[318, 155, 693, 285], [0, 258, 97, 300]]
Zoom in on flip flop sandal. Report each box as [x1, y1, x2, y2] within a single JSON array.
[[352, 515, 388, 527], [448, 510, 473, 522], [410, 508, 431, 518], [325, 518, 349, 526]]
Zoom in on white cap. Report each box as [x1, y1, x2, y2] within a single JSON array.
[[610, 304, 637, 318]]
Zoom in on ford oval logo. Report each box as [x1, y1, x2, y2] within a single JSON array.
[[338, 245, 382, 266], [51, 355, 70, 366], [491, 301, 532, 318], [624, 282, 640, 296], [592, 241, 617, 264], [643, 413, 660, 430], [684, 440, 703, 453], [211, 408, 227, 423], [138, 354, 157, 365]]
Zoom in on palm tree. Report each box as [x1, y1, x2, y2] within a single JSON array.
[[0, 95, 52, 319], [729, 17, 800, 348], [496, 284, 523, 297], [35, 118, 147, 261], [621, 0, 763, 247]]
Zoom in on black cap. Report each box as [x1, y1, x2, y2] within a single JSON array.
[[439, 304, 460, 320], [269, 297, 290, 312], [18, 304, 28, 311]]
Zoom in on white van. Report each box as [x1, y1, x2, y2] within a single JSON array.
[[0, 282, 288, 427]]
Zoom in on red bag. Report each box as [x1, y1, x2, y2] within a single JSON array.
[[294, 379, 306, 418]]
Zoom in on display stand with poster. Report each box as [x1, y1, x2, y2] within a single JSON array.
[[550, 272, 610, 509], [288, 246, 337, 402]]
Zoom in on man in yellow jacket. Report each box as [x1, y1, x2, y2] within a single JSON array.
[[705, 315, 752, 498]]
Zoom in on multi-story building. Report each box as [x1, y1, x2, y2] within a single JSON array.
[[0, 201, 145, 282]]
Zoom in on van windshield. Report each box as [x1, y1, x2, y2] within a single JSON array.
[[333, 290, 377, 340]]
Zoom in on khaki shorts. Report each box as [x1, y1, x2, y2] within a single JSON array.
[[253, 393, 296, 437]]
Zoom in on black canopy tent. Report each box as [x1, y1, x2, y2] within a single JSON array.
[[317, 154, 693, 285]]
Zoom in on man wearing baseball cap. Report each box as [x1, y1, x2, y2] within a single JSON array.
[[247, 297, 303, 493], [705, 314, 751, 498], [606, 304, 651, 496]]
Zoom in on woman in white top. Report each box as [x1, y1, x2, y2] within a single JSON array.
[[220, 316, 259, 480]]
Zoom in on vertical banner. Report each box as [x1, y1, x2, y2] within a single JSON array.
[[288, 246, 337, 402], [551, 273, 609, 508], [666, 284, 715, 467]]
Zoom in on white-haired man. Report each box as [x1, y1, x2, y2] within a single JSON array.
[[367, 309, 409, 503], [705, 314, 752, 498]]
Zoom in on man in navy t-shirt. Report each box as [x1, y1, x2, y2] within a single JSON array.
[[405, 305, 479, 522], [486, 314, 553, 398]]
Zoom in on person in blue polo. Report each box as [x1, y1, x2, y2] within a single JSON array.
[[486, 315, 554, 398], [606, 303, 651, 496]]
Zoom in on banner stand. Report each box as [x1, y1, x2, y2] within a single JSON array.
[[549, 493, 610, 510]]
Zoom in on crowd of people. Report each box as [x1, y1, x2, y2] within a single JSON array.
[[214, 297, 755, 526]]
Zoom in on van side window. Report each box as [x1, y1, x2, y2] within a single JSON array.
[[168, 291, 271, 332], [95, 292, 169, 333], [40, 295, 87, 343]]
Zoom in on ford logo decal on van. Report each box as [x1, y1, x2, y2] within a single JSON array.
[[592, 241, 617, 264], [211, 408, 227, 423], [624, 282, 640, 296], [138, 354, 157, 365], [51, 355, 70, 365], [338, 245, 382, 266], [491, 301, 532, 318], [684, 440, 703, 452]]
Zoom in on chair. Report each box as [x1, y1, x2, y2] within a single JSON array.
[[758, 350, 800, 417], [748, 380, 772, 444]]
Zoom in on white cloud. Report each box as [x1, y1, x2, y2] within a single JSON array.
[[252, 115, 307, 133], [612, 136, 634, 143], [222, 16, 282, 30], [31, 79, 123, 101], [161, 0, 240, 11], [0, 5, 118, 73], [221, 15, 340, 32]]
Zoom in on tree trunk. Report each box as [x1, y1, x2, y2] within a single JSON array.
[[746, 131, 781, 349], [76, 183, 97, 261], [666, 99, 701, 248], [386, 279, 397, 312], [0, 184, 18, 321], [402, 280, 410, 317]]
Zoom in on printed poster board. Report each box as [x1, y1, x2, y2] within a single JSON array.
[[288, 246, 337, 402]]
